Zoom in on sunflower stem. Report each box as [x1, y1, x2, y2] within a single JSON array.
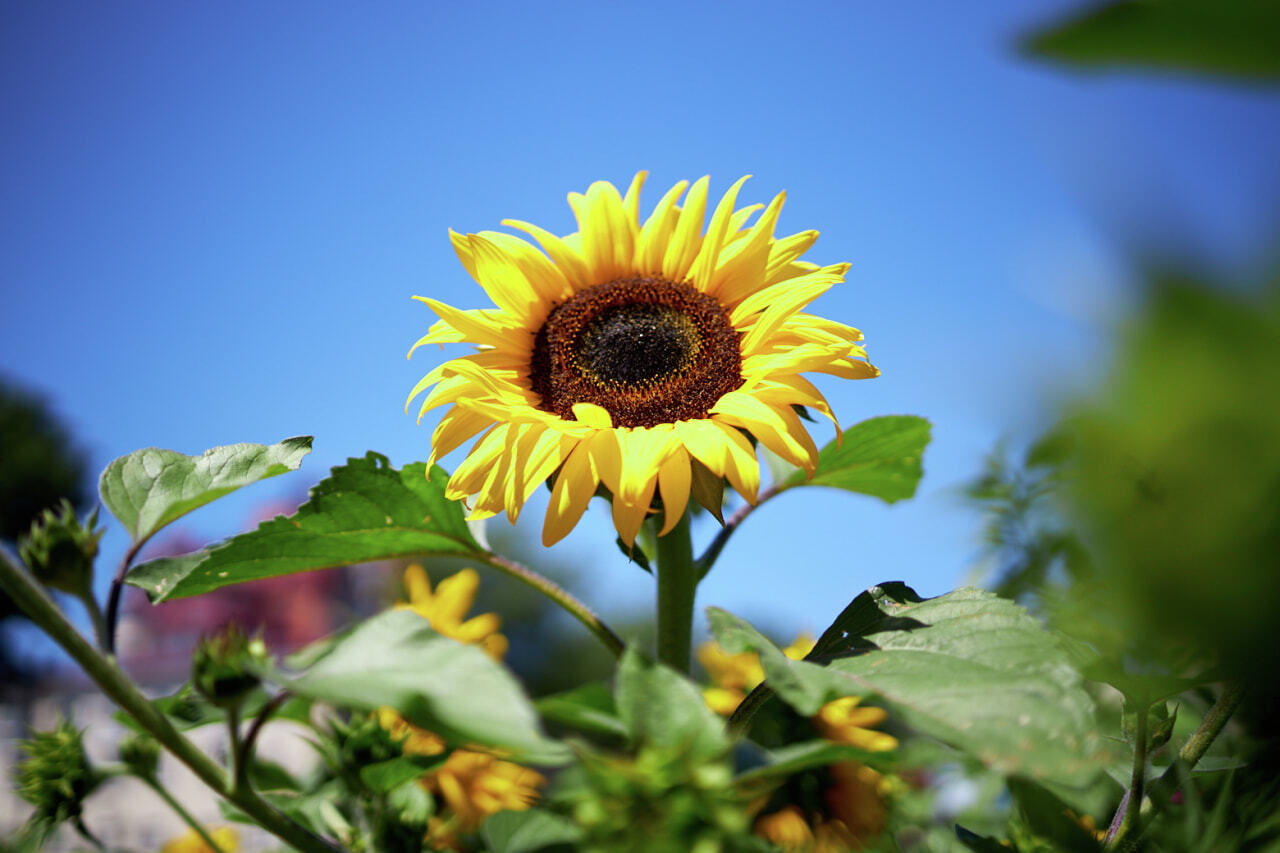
[[655, 511, 696, 674]]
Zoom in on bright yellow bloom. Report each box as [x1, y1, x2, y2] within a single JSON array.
[[397, 564, 508, 660], [160, 826, 239, 853], [700, 636, 896, 849], [380, 566, 543, 846], [408, 173, 877, 546]]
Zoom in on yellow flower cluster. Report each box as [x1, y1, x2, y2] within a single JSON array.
[[698, 636, 898, 851], [381, 565, 544, 848]]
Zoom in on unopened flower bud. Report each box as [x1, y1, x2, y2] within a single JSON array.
[[192, 625, 269, 708], [18, 501, 103, 597], [118, 732, 161, 779], [15, 717, 99, 824]]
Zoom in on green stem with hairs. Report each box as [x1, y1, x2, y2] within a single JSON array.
[[655, 511, 696, 673], [477, 551, 624, 658], [0, 548, 343, 853]]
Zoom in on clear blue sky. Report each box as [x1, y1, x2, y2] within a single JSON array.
[[3, 2, 1278, 645]]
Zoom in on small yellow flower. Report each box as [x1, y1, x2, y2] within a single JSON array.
[[160, 826, 239, 853], [698, 633, 812, 715], [397, 564, 508, 659]]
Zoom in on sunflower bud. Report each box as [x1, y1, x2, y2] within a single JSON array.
[[15, 717, 100, 825], [192, 625, 269, 708], [17, 501, 103, 598], [118, 732, 162, 779]]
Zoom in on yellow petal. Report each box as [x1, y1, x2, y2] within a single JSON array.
[[638, 179, 688, 274], [571, 402, 613, 429], [657, 447, 691, 536], [570, 180, 633, 284], [542, 440, 597, 546], [691, 174, 750, 291], [621, 170, 648, 232], [432, 568, 481, 626], [662, 175, 708, 281], [502, 218, 592, 289]]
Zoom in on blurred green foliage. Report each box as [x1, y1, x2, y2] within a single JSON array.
[[1066, 273, 1280, 706], [1024, 0, 1280, 80]]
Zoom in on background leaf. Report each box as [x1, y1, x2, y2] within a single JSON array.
[[535, 683, 627, 739], [125, 453, 480, 601], [710, 586, 1113, 786], [283, 609, 565, 764], [482, 809, 584, 853], [614, 648, 728, 759], [785, 415, 929, 503], [1023, 0, 1280, 80], [99, 436, 312, 544]]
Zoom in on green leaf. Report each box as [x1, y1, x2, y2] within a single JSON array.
[[535, 683, 628, 739], [614, 647, 728, 759], [710, 587, 1113, 786], [359, 754, 449, 794], [734, 740, 882, 785], [706, 608, 841, 716], [283, 609, 565, 764], [125, 454, 480, 602], [482, 809, 584, 853], [785, 415, 929, 503], [99, 437, 312, 545], [1023, 0, 1280, 80], [1006, 777, 1105, 853]]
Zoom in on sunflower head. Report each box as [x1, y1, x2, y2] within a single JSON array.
[[408, 173, 877, 546]]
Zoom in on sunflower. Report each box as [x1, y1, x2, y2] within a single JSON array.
[[407, 173, 876, 546]]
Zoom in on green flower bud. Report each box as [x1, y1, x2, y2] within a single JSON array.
[[17, 501, 103, 597], [118, 732, 161, 779], [192, 624, 269, 708], [15, 716, 100, 825]]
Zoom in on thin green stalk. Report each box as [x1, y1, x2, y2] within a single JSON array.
[[477, 551, 624, 658], [655, 511, 696, 673], [144, 778, 228, 853], [0, 548, 343, 853], [1109, 682, 1245, 850], [1108, 697, 1150, 846], [77, 591, 109, 652], [226, 706, 245, 792], [695, 483, 784, 579]]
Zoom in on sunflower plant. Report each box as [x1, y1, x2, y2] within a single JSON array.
[[0, 175, 1256, 853]]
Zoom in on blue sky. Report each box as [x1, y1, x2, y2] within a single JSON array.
[[3, 2, 1278, 647]]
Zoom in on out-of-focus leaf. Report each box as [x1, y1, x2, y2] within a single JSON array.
[[482, 808, 584, 853], [283, 609, 565, 764], [535, 683, 627, 739], [359, 754, 448, 793], [614, 648, 728, 759], [734, 740, 881, 785], [956, 824, 1014, 852], [785, 415, 929, 503], [710, 587, 1113, 786], [1007, 777, 1105, 853], [99, 437, 312, 545], [1024, 0, 1280, 80], [126, 454, 480, 602]]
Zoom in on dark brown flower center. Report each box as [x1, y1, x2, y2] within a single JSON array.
[[529, 277, 743, 428]]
